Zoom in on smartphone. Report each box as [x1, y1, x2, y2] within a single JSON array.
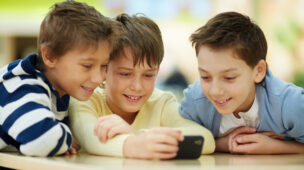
[[173, 135, 204, 159]]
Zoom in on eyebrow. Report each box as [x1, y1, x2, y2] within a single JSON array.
[[117, 67, 158, 72], [80, 57, 97, 61], [198, 67, 238, 73]]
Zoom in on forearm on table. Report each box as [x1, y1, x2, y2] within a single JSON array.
[[71, 112, 128, 157], [215, 137, 229, 152], [273, 140, 304, 154]]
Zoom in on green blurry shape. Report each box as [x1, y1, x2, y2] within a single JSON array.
[[274, 18, 302, 53], [0, 0, 105, 19], [293, 71, 304, 88]]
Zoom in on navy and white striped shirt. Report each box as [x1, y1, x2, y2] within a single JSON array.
[[0, 54, 71, 156]]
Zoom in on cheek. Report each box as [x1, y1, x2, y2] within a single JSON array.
[[144, 79, 155, 93], [199, 81, 209, 94]]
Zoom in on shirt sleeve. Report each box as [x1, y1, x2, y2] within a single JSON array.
[[160, 92, 215, 154], [0, 84, 71, 156], [282, 86, 304, 143], [69, 97, 129, 157], [179, 82, 204, 125]]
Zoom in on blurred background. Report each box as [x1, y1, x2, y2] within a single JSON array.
[[0, 0, 304, 100]]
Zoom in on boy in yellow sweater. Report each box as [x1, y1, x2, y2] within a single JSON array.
[[69, 13, 215, 159]]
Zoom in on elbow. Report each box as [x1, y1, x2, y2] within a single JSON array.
[[201, 130, 215, 154], [19, 125, 71, 157]]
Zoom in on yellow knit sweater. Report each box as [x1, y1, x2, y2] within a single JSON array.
[[69, 87, 215, 157]]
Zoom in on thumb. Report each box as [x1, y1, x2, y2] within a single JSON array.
[[235, 134, 257, 144]]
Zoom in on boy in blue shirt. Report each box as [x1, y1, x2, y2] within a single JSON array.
[[0, 1, 119, 156], [179, 11, 304, 154]]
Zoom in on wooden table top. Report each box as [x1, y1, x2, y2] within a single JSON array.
[[1, 151, 304, 170]]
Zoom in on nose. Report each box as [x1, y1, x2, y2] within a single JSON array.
[[91, 68, 104, 84], [130, 76, 143, 91], [209, 80, 224, 96]]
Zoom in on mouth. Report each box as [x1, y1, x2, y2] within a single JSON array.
[[213, 97, 231, 107], [81, 86, 95, 95], [124, 94, 142, 102]]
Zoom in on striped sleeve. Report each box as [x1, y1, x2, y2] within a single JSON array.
[[0, 77, 71, 156]]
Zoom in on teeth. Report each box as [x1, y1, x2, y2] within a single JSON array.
[[127, 95, 139, 100]]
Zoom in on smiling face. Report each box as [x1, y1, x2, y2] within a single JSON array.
[[105, 47, 158, 117], [43, 40, 110, 101], [197, 46, 265, 115]]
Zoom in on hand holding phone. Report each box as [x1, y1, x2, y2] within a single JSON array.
[[174, 136, 204, 159]]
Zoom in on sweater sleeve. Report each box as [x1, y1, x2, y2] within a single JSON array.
[[69, 97, 129, 157], [160, 92, 215, 154], [0, 83, 71, 156], [281, 86, 304, 143]]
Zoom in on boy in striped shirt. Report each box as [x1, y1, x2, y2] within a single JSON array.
[[0, 0, 119, 156]]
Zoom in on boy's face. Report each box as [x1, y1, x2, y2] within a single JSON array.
[[105, 47, 158, 116], [45, 40, 110, 101], [197, 46, 261, 115]]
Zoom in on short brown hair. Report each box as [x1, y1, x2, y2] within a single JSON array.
[[190, 11, 267, 68], [111, 13, 164, 67], [37, 0, 119, 70]]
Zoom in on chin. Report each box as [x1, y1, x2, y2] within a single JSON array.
[[123, 106, 141, 113], [74, 95, 90, 101], [216, 109, 233, 115]]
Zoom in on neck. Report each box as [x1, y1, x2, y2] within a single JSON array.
[[43, 69, 64, 97], [106, 98, 138, 124], [118, 113, 137, 124], [233, 85, 256, 118]]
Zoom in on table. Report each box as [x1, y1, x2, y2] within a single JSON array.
[[0, 151, 304, 170]]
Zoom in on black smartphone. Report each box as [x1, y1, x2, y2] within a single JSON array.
[[174, 135, 204, 159]]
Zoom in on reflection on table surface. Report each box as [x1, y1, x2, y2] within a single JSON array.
[[1, 151, 304, 170]]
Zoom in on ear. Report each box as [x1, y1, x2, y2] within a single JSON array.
[[254, 60, 267, 83], [41, 46, 57, 68]]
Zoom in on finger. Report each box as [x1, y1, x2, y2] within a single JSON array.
[[97, 123, 110, 143], [94, 121, 102, 136], [64, 151, 70, 156], [152, 143, 179, 153], [231, 126, 256, 137], [69, 148, 77, 155], [271, 135, 285, 139], [230, 136, 239, 153], [233, 142, 257, 154], [151, 128, 182, 141], [94, 115, 113, 135], [153, 133, 180, 146], [259, 131, 277, 137], [235, 134, 258, 144], [107, 126, 128, 138], [73, 143, 81, 151], [259, 131, 285, 139]]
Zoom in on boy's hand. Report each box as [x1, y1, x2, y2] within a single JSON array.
[[258, 131, 285, 139], [216, 126, 256, 152], [123, 127, 184, 160], [94, 114, 135, 143], [64, 137, 81, 156], [231, 133, 283, 154]]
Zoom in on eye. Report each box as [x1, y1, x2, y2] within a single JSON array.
[[82, 64, 92, 69], [120, 73, 130, 76], [101, 64, 108, 69], [200, 76, 210, 80], [144, 74, 155, 78], [225, 77, 236, 80]]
